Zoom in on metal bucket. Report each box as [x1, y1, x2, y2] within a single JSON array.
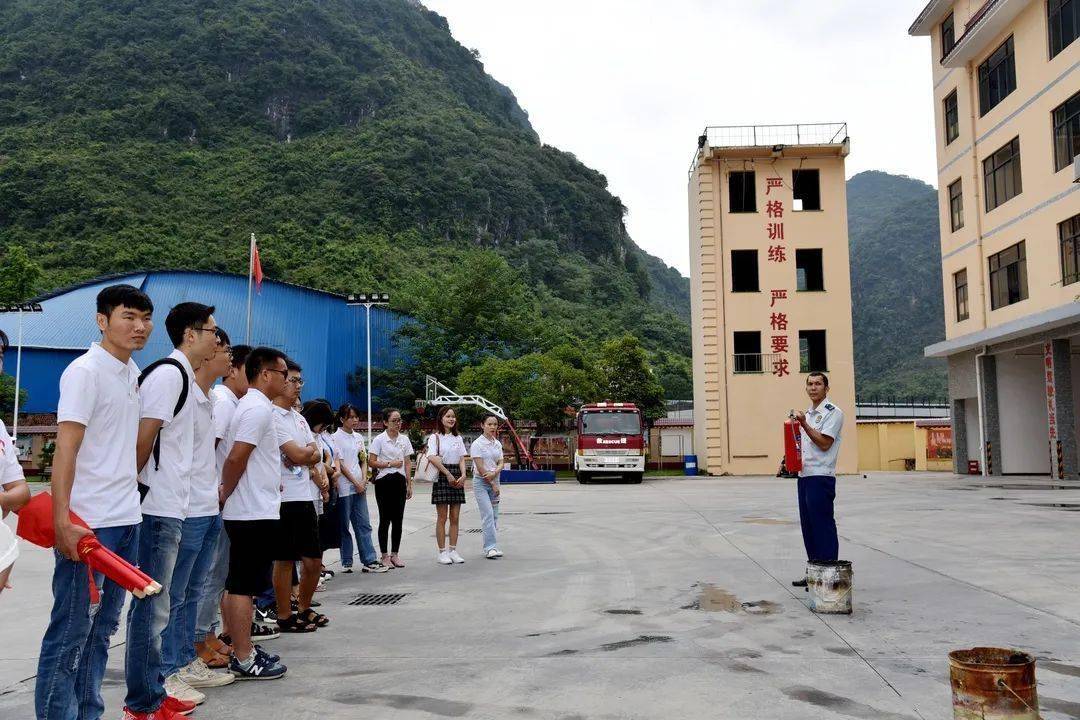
[[949, 648, 1039, 720], [806, 560, 852, 614]]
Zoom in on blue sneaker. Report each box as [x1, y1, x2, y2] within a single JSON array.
[[230, 650, 286, 680]]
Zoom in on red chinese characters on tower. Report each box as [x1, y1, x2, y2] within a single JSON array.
[[766, 177, 784, 195], [769, 289, 788, 307], [766, 200, 784, 218], [768, 292, 789, 377], [768, 245, 786, 262], [767, 223, 784, 241]]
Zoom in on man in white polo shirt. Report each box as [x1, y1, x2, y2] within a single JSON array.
[[35, 284, 154, 720], [219, 347, 290, 680], [791, 371, 845, 588], [193, 343, 250, 667], [124, 302, 219, 718]]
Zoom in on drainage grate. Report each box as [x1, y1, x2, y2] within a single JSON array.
[[464, 528, 483, 533], [348, 593, 410, 606]]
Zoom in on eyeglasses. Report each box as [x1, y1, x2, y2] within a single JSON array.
[[193, 326, 217, 334], [288, 377, 305, 387], [264, 368, 288, 379]]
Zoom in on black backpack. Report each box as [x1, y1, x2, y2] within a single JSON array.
[[137, 358, 190, 474]]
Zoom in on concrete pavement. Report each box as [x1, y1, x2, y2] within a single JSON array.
[[1, 473, 1079, 719]]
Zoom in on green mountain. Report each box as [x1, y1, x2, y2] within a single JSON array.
[[847, 171, 947, 400], [0, 0, 690, 382]]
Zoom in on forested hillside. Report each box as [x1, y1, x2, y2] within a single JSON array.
[[0, 0, 691, 395]]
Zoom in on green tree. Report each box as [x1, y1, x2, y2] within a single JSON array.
[[0, 245, 42, 303], [596, 335, 666, 424], [457, 344, 597, 436]]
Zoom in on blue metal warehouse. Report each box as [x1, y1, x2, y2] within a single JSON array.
[[0, 271, 407, 413]]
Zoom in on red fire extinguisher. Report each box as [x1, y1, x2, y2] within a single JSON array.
[[784, 412, 803, 474]]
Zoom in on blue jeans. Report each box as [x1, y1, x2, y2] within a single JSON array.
[[124, 514, 183, 713], [338, 492, 377, 567], [797, 475, 838, 562], [472, 478, 500, 552], [194, 529, 229, 642], [35, 523, 140, 720], [162, 514, 221, 677]]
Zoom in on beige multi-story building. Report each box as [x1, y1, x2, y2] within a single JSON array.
[[688, 124, 859, 476], [910, 0, 1079, 476]]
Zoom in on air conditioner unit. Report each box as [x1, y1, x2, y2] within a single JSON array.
[[1074, 154, 1080, 183]]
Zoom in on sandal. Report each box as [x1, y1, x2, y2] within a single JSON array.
[[299, 608, 330, 627], [276, 614, 318, 633]]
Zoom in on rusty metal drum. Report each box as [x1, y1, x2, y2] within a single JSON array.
[[948, 648, 1039, 720], [806, 560, 852, 614]]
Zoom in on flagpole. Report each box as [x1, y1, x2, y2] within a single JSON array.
[[245, 233, 255, 345]]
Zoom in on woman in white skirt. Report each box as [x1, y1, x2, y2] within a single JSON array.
[[469, 414, 505, 559]]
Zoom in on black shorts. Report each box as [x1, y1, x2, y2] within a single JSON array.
[[276, 501, 323, 561], [224, 519, 277, 596]]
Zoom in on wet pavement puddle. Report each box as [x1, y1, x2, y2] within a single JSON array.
[[740, 516, 797, 525], [684, 584, 781, 615]]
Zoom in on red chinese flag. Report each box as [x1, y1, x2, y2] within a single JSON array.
[[252, 239, 264, 293]]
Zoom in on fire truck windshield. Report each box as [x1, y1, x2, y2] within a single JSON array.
[[580, 412, 640, 435]]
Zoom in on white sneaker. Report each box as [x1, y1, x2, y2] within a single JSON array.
[[164, 672, 207, 704], [178, 658, 235, 688], [438, 550, 453, 565], [485, 548, 500, 559], [315, 577, 327, 592], [491, 548, 504, 558], [448, 549, 465, 564]]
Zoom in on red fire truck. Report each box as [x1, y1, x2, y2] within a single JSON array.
[[574, 402, 645, 484]]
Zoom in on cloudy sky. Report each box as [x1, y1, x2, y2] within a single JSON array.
[[423, 0, 938, 275]]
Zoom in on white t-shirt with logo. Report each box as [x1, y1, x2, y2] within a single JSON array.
[[139, 349, 197, 519], [222, 389, 288, 521], [470, 435, 504, 480], [369, 431, 413, 480], [332, 429, 365, 497], [187, 384, 219, 518], [275, 407, 315, 504], [0, 419, 24, 573], [427, 432, 467, 470], [57, 343, 142, 529]]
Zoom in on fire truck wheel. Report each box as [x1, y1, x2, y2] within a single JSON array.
[[576, 472, 590, 484], [628, 473, 643, 484]]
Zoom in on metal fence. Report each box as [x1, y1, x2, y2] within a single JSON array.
[[856, 399, 950, 419]]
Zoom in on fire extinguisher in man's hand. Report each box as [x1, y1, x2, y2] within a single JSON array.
[[783, 410, 803, 475]]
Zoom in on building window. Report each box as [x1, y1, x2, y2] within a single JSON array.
[[954, 269, 969, 321], [983, 136, 1022, 212], [799, 330, 827, 373], [1052, 90, 1080, 172], [733, 331, 762, 373], [796, 249, 824, 291], [941, 12, 957, 60], [1049, 0, 1078, 59], [977, 36, 1016, 116], [731, 250, 759, 292], [943, 90, 960, 145], [729, 171, 756, 213], [988, 241, 1028, 310], [1061, 214, 1080, 287], [948, 178, 964, 232], [792, 169, 821, 211]]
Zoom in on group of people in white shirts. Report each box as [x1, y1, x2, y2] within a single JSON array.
[[1, 283, 508, 720]]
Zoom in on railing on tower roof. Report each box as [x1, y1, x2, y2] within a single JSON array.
[[688, 122, 848, 175]]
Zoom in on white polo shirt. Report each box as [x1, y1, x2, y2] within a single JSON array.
[[187, 384, 219, 518], [315, 431, 339, 507], [427, 433, 467, 466], [57, 342, 142, 529], [469, 435, 504, 480], [332, 429, 365, 497], [369, 431, 413, 480], [212, 384, 240, 473], [139, 349, 198, 519], [222, 388, 287, 521], [275, 407, 315, 503], [0, 420, 24, 488], [800, 400, 844, 478]]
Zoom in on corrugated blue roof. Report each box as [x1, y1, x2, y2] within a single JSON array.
[[0, 271, 408, 412]]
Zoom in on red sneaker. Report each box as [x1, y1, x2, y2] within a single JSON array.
[[162, 695, 198, 716], [121, 706, 188, 719]]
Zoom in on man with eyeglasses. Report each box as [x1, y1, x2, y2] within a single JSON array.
[[125, 302, 219, 718], [270, 360, 324, 633], [219, 347, 291, 680]]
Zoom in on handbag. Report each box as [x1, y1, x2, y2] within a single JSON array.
[[416, 434, 441, 482]]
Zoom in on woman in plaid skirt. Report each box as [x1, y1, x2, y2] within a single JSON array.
[[426, 407, 468, 565]]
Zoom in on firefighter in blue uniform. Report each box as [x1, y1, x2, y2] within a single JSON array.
[[791, 371, 844, 588]]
